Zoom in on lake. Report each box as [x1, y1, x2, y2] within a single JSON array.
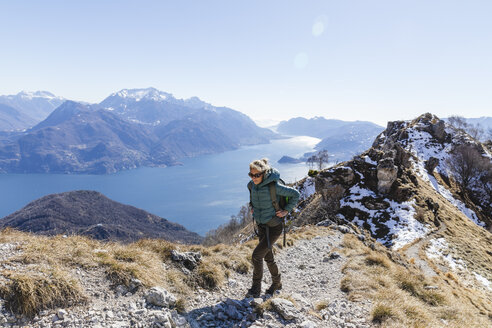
[[0, 136, 319, 235]]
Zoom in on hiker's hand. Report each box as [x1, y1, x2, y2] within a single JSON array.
[[276, 210, 288, 217]]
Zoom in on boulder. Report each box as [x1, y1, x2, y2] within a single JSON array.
[[270, 298, 299, 321], [300, 320, 317, 328], [145, 287, 176, 308], [425, 157, 439, 173]]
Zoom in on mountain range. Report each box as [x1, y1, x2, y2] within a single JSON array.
[[0, 88, 275, 174]]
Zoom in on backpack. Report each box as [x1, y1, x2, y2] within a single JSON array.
[[248, 179, 290, 247]]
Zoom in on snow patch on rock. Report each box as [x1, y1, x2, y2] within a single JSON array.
[[299, 177, 315, 201], [340, 184, 428, 249]]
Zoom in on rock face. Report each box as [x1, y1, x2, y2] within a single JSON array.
[[315, 166, 355, 203], [0, 190, 203, 244], [377, 158, 398, 193]]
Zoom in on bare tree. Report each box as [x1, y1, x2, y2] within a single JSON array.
[[306, 150, 330, 171], [479, 165, 492, 202], [448, 115, 468, 130], [467, 123, 485, 141], [316, 150, 330, 170], [203, 204, 252, 245], [448, 116, 486, 141], [306, 154, 317, 169], [446, 144, 487, 191]]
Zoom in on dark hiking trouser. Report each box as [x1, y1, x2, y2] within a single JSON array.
[[252, 223, 283, 286]]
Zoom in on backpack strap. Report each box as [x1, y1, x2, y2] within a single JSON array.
[[268, 182, 281, 212]]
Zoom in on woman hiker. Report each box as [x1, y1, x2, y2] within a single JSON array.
[[246, 158, 300, 297]]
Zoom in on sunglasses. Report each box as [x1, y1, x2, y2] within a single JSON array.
[[248, 172, 263, 178]]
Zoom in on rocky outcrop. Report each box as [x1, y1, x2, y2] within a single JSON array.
[[315, 167, 355, 201], [413, 112, 450, 143], [312, 166, 356, 220], [295, 113, 491, 248], [171, 250, 202, 270]]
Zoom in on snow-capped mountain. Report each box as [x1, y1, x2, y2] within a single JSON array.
[[0, 91, 65, 130], [104, 88, 213, 110], [99, 87, 276, 146], [99, 88, 216, 125], [0, 88, 277, 174]]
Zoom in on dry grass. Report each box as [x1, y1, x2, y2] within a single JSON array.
[[371, 303, 395, 323], [365, 251, 391, 268], [0, 267, 87, 318], [255, 293, 297, 314], [2, 225, 320, 317], [174, 297, 186, 313], [339, 233, 492, 327], [196, 260, 224, 289], [314, 300, 329, 311]]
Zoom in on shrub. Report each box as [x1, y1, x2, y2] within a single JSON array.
[[308, 169, 319, 177]]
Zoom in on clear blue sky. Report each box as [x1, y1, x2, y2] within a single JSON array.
[[1, 0, 491, 126]]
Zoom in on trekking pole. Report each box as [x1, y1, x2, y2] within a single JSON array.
[[282, 219, 286, 247]]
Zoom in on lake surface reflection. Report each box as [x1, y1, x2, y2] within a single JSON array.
[[0, 136, 319, 235]]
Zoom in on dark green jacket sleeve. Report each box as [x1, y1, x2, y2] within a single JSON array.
[[276, 183, 300, 212]]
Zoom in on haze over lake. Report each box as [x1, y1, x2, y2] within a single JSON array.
[[0, 136, 319, 235]]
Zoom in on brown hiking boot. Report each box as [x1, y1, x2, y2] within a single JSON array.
[[246, 282, 261, 298], [265, 282, 282, 295], [266, 274, 282, 295]]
